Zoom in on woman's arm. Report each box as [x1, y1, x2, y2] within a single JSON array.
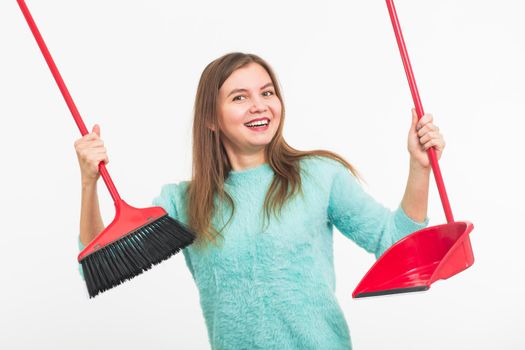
[[75, 124, 109, 246], [79, 181, 105, 246], [401, 108, 446, 222]]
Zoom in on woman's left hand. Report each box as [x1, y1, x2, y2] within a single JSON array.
[[407, 108, 446, 169]]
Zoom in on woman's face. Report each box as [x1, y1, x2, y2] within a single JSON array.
[[216, 62, 282, 157]]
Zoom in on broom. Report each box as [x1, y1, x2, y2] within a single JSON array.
[[17, 0, 196, 298]]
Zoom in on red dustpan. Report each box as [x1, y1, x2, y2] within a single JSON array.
[[352, 0, 475, 298]]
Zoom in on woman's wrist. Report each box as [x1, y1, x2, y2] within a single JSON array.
[[409, 157, 432, 174], [81, 177, 98, 189]]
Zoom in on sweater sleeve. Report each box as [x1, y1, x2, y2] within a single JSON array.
[[78, 237, 85, 279], [152, 183, 180, 219], [152, 183, 195, 277], [327, 162, 429, 259]]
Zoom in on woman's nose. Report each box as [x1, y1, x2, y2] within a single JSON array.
[[249, 95, 268, 113]]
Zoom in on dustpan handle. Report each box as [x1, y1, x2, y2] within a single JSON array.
[[17, 0, 122, 203], [385, 0, 454, 223]]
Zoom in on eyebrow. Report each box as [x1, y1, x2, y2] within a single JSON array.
[[226, 82, 274, 98]]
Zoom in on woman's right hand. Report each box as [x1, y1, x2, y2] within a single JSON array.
[[74, 124, 109, 185]]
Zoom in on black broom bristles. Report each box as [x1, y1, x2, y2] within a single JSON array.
[[80, 215, 195, 298]]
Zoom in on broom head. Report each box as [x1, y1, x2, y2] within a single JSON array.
[[78, 199, 195, 298]]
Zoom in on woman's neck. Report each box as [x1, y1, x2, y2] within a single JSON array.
[[227, 149, 267, 171]]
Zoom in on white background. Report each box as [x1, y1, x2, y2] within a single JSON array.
[[1, 0, 524, 349]]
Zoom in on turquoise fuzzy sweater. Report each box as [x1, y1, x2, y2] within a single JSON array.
[[78, 156, 428, 349]]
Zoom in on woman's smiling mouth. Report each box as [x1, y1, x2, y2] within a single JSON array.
[[244, 117, 270, 131]]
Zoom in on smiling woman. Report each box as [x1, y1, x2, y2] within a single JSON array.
[[216, 64, 282, 164], [77, 51, 444, 349]]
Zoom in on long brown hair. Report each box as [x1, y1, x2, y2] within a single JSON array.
[[187, 52, 361, 249]]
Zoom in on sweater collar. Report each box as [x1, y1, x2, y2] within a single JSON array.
[[225, 162, 274, 186]]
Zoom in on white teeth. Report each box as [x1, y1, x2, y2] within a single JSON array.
[[245, 120, 269, 127]]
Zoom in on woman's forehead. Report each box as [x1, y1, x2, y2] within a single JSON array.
[[221, 63, 272, 91]]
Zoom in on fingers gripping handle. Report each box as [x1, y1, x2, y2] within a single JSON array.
[[385, 0, 454, 223], [17, 0, 122, 203]]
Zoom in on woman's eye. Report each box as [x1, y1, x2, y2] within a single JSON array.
[[233, 91, 274, 101]]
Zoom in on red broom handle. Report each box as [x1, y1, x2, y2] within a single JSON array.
[[385, 0, 454, 223], [17, 0, 122, 203]]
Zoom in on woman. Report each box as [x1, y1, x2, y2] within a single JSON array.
[[76, 52, 444, 349]]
